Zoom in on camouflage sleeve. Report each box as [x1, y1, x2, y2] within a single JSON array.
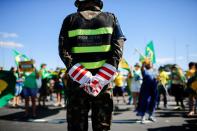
[[58, 15, 73, 70], [106, 14, 126, 68]]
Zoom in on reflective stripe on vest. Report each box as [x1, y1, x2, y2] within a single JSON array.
[[68, 27, 113, 38], [80, 60, 106, 69], [72, 45, 111, 53]]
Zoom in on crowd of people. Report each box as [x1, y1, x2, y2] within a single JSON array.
[[1, 60, 196, 122], [0, 1, 196, 131], [4, 64, 67, 119], [112, 60, 197, 123]]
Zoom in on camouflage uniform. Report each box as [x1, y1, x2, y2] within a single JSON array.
[[67, 79, 113, 131], [58, 1, 125, 130]]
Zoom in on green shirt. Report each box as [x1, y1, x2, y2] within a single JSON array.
[[14, 72, 19, 80], [171, 71, 185, 85], [23, 72, 37, 88], [40, 68, 51, 79]]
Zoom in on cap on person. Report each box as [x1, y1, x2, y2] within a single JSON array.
[[75, 0, 103, 9], [134, 63, 141, 67], [40, 63, 47, 68]]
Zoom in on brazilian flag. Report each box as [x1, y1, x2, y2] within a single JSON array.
[[145, 41, 156, 64], [0, 71, 16, 108], [13, 49, 29, 66]]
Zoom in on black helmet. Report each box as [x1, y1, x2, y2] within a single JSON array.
[[75, 0, 103, 9]]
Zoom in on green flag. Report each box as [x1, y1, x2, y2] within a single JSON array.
[[145, 41, 156, 63], [13, 49, 29, 66], [0, 71, 16, 108]]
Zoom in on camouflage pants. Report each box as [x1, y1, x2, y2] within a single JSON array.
[[66, 81, 113, 131]]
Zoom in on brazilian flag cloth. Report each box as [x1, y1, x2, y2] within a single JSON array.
[[145, 41, 156, 64], [12, 49, 29, 66], [0, 71, 16, 108], [138, 41, 156, 64]]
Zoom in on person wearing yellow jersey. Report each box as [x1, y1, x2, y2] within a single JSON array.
[[114, 72, 124, 87], [186, 68, 196, 79], [186, 62, 197, 116], [157, 66, 169, 109], [113, 71, 126, 104]]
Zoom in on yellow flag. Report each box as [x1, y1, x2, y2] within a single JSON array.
[[118, 58, 130, 71]]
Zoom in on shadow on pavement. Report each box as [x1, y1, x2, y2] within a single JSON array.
[[0, 106, 64, 122], [148, 119, 197, 131], [148, 111, 197, 131], [112, 119, 139, 124], [155, 110, 186, 118], [113, 105, 132, 116]]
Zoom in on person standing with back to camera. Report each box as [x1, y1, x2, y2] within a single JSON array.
[[136, 59, 158, 124], [58, 0, 126, 130]]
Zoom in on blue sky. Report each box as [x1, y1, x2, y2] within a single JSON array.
[[0, 0, 197, 70]]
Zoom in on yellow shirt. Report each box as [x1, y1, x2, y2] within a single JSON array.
[[158, 71, 169, 86], [186, 69, 195, 79], [114, 74, 124, 87], [191, 81, 197, 91]]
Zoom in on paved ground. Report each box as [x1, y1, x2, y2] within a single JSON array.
[[0, 98, 196, 131]]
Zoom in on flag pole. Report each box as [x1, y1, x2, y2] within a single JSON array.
[[134, 48, 145, 58]]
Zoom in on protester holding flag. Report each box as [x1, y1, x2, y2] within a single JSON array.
[[136, 59, 158, 123], [131, 63, 142, 110]]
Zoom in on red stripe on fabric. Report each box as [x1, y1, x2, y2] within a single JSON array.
[[90, 84, 95, 88], [98, 85, 102, 90], [102, 67, 114, 75], [90, 82, 96, 88], [89, 85, 94, 90], [83, 86, 88, 93], [93, 89, 98, 93], [84, 86, 88, 92], [71, 65, 83, 78], [76, 70, 88, 81], [98, 71, 111, 80], [92, 80, 99, 85]]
